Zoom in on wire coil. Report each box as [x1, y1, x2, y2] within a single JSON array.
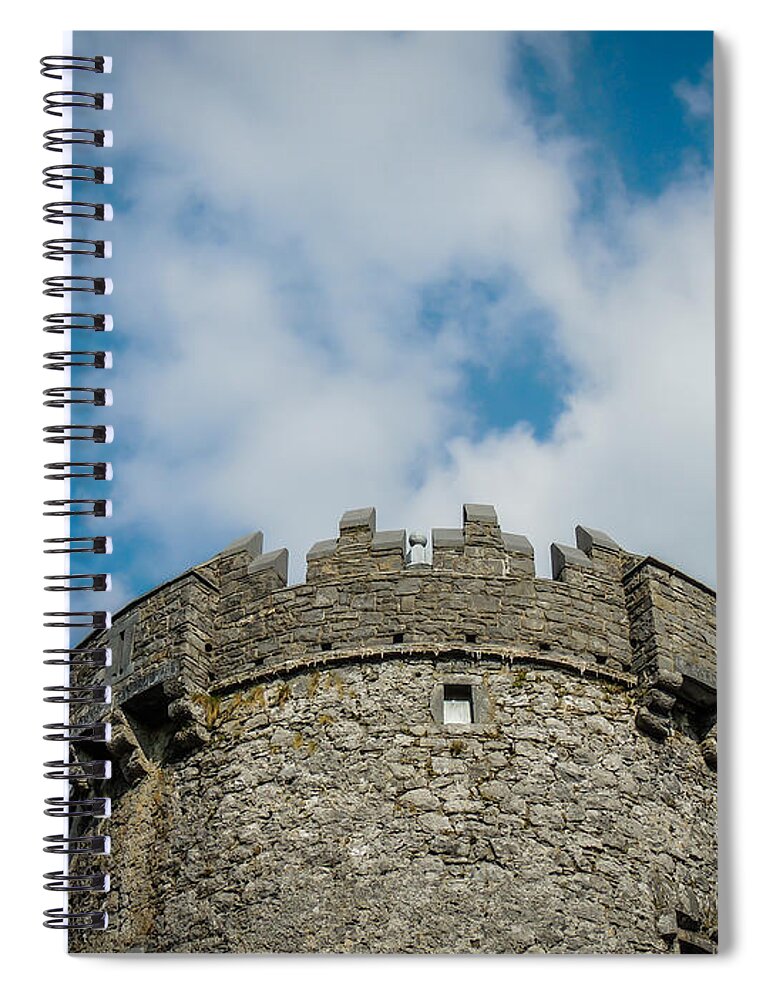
[[44, 870, 110, 891], [44, 536, 112, 555], [43, 685, 111, 705], [43, 164, 112, 189], [41, 55, 111, 79], [43, 759, 111, 780], [43, 352, 112, 370], [43, 238, 110, 259], [44, 461, 112, 480], [43, 424, 113, 444], [43, 128, 112, 152], [43, 52, 113, 931], [43, 201, 113, 224], [44, 91, 112, 117]]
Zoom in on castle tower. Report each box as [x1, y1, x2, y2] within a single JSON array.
[[69, 504, 717, 954]]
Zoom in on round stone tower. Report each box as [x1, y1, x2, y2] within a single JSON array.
[[69, 504, 717, 954]]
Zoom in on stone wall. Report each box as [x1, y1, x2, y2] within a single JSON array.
[[68, 504, 718, 954]]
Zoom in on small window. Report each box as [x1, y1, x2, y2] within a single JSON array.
[[443, 684, 473, 724], [320, 641, 332, 651], [392, 632, 404, 644]]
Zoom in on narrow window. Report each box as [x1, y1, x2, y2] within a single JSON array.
[[443, 684, 473, 724], [392, 632, 404, 644]]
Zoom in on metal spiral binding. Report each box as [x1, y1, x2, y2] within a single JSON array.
[[42, 53, 112, 932]]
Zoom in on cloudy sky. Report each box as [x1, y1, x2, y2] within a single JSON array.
[[72, 30, 715, 604]]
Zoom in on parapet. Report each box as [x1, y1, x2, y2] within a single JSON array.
[[82, 503, 715, 774]]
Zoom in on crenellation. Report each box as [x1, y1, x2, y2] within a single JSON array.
[[246, 547, 289, 588], [462, 502, 504, 549], [576, 525, 620, 555], [371, 529, 408, 573], [338, 505, 376, 540], [84, 504, 712, 720], [502, 532, 534, 556], [550, 541, 593, 581]]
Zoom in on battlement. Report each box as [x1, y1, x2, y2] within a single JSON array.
[[280, 503, 627, 586], [81, 504, 715, 738]]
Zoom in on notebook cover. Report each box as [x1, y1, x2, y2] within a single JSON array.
[[63, 30, 717, 954]]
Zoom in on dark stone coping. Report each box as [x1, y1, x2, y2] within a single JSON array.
[[210, 642, 637, 697], [622, 555, 715, 598]]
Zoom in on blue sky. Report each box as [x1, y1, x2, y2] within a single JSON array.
[[71, 31, 714, 605]]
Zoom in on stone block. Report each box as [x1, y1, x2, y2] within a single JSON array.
[[502, 533, 534, 556], [401, 788, 440, 811], [655, 668, 684, 693], [576, 525, 620, 555], [635, 707, 670, 741], [463, 503, 499, 525], [372, 529, 407, 556], [247, 548, 289, 586], [550, 542, 592, 580], [220, 531, 264, 560], [339, 507, 376, 534], [432, 527, 464, 550], [306, 538, 337, 561], [676, 658, 717, 708]]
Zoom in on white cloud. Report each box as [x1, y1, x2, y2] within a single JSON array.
[[674, 63, 714, 120], [103, 32, 715, 592]]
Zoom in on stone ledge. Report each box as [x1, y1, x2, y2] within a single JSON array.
[[676, 657, 717, 708], [622, 555, 716, 597], [210, 641, 637, 697]]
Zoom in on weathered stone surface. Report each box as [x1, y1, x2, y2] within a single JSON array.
[[576, 525, 620, 554], [463, 503, 499, 525], [647, 689, 678, 714], [69, 505, 717, 955], [432, 528, 464, 550], [550, 542, 592, 579], [635, 707, 671, 741]]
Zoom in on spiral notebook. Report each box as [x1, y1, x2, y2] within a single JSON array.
[[42, 31, 718, 954]]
